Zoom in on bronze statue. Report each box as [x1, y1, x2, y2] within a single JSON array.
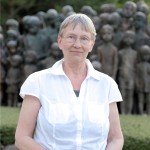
[[99, 3, 116, 14], [121, 1, 137, 32], [39, 42, 62, 69], [6, 54, 23, 107], [6, 19, 19, 33], [42, 9, 58, 43], [80, 5, 97, 18], [0, 33, 6, 105], [136, 45, 150, 115], [97, 24, 118, 79], [23, 50, 38, 80], [109, 12, 123, 48], [23, 16, 50, 60], [118, 30, 137, 114], [133, 11, 150, 50]]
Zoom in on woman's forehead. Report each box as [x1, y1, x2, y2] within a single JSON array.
[[67, 23, 85, 29], [63, 25, 91, 37], [64, 23, 90, 33]]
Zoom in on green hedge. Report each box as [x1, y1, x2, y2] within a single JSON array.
[[1, 127, 150, 150], [0, 107, 150, 149], [0, 126, 16, 148], [123, 136, 150, 150], [0, 106, 20, 149], [121, 115, 150, 150]]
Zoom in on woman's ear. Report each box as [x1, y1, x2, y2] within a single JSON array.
[[89, 40, 95, 52], [57, 36, 63, 50], [57, 35, 61, 44]]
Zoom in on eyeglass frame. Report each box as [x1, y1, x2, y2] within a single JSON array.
[[61, 34, 94, 45]]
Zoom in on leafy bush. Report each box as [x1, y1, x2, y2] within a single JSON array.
[[123, 136, 150, 150], [0, 106, 19, 148], [121, 115, 150, 150], [0, 126, 16, 146]]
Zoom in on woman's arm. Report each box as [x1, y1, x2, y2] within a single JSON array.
[[15, 95, 45, 150], [106, 102, 124, 150]]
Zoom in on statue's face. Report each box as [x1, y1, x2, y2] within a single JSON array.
[[29, 24, 39, 34], [9, 46, 17, 54], [133, 15, 146, 29], [101, 27, 113, 42], [123, 4, 136, 18], [138, 4, 149, 16], [141, 52, 150, 61], [123, 32, 135, 46]]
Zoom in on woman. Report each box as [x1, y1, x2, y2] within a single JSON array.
[[15, 13, 124, 150]]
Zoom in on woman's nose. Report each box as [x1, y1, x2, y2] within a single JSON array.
[[73, 38, 82, 47]]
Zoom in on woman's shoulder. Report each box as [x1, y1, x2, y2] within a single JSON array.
[[94, 69, 116, 84], [26, 68, 52, 80]]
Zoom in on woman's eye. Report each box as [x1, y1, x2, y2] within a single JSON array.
[[82, 37, 89, 41], [68, 35, 74, 39]]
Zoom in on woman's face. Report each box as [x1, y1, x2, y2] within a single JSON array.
[[58, 24, 95, 63]]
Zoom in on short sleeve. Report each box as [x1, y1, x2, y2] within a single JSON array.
[[19, 73, 40, 99], [108, 78, 123, 103]]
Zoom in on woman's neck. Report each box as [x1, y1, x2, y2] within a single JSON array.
[[62, 60, 87, 90], [63, 60, 87, 76]]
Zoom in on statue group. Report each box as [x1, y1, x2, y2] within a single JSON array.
[[0, 1, 150, 115]]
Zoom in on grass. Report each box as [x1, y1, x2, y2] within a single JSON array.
[[120, 115, 150, 150], [120, 115, 150, 139], [0, 106, 20, 127], [1, 106, 150, 136]]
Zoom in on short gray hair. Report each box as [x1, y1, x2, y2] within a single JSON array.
[[58, 13, 96, 40]]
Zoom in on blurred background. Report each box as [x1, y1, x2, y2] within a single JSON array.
[[0, 0, 150, 149], [1, 0, 150, 27]]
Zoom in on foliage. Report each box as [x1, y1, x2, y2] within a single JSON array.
[[1, 0, 60, 27], [120, 115, 150, 150], [123, 136, 150, 150], [0, 107, 20, 148], [0, 126, 16, 146]]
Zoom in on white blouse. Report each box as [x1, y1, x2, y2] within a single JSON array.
[[20, 59, 122, 150]]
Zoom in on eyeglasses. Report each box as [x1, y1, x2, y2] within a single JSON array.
[[62, 34, 92, 45]]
